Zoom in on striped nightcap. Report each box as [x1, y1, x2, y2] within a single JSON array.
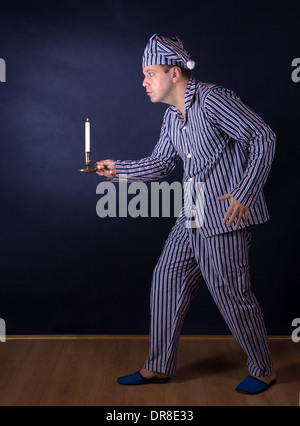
[[142, 34, 195, 70]]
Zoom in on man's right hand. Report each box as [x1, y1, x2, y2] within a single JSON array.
[[95, 159, 116, 178]]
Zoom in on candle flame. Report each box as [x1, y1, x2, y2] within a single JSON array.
[[86, 118, 89, 122]]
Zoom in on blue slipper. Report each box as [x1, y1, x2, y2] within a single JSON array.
[[117, 371, 171, 385], [236, 375, 277, 395]]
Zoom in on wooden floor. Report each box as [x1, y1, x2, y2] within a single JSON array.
[[0, 336, 299, 406]]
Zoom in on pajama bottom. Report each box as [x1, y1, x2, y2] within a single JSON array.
[[144, 219, 273, 377]]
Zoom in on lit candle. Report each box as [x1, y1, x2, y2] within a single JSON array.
[[85, 118, 90, 152]]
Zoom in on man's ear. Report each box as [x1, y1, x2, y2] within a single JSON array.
[[170, 66, 181, 82]]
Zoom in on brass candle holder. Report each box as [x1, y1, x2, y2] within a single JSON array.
[[78, 152, 97, 173]]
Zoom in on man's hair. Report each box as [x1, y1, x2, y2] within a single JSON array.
[[161, 64, 191, 81]]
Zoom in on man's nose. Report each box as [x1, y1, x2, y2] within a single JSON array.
[[142, 77, 149, 87]]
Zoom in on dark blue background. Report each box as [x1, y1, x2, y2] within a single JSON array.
[[0, 0, 299, 335]]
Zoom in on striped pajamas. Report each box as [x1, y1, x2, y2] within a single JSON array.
[[113, 76, 276, 378], [144, 216, 273, 377]]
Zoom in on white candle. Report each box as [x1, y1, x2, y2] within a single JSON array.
[[85, 118, 90, 152]]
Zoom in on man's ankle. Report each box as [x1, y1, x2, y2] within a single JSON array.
[[139, 368, 170, 379]]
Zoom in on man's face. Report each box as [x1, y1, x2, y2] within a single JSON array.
[[142, 65, 174, 104]]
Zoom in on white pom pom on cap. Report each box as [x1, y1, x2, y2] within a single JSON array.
[[186, 60, 196, 70]]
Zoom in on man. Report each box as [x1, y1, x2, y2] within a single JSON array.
[[95, 34, 277, 394]]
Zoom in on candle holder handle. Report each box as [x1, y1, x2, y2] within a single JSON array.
[[79, 152, 97, 173]]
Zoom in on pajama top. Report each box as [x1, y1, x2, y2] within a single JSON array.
[[114, 76, 276, 237]]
